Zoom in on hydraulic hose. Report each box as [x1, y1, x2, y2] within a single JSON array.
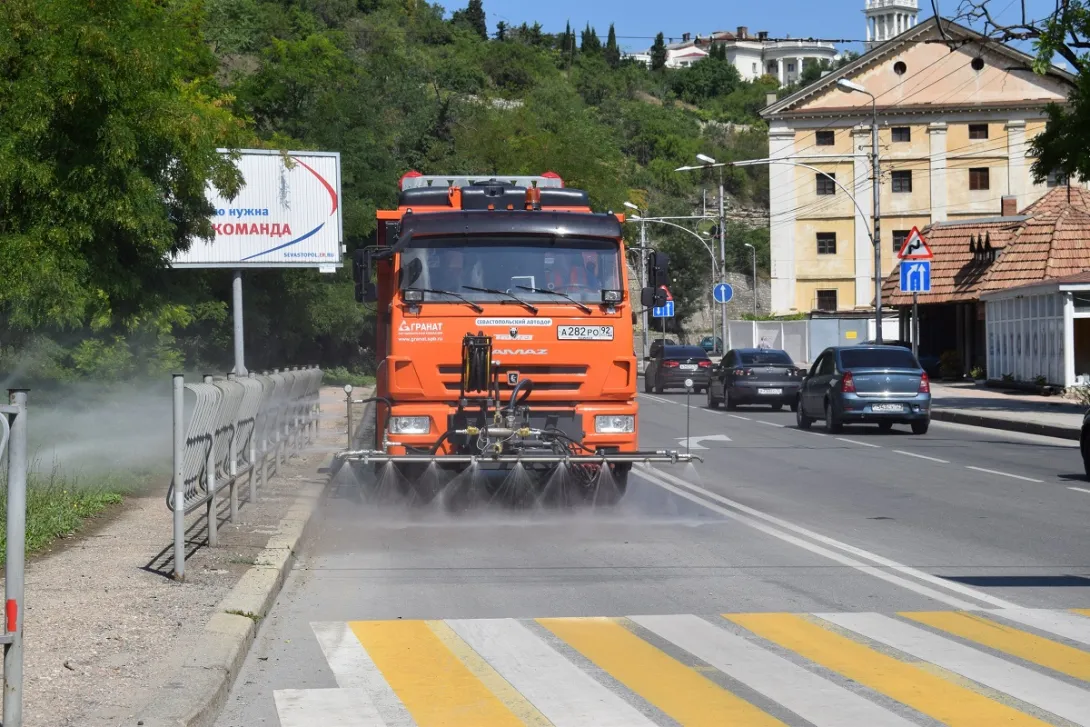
[[508, 377, 533, 411]]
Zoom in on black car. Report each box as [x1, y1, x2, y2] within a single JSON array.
[[644, 345, 712, 393], [649, 338, 677, 357], [1082, 409, 1090, 479], [706, 348, 804, 410]]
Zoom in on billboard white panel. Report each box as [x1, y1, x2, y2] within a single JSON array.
[[172, 149, 343, 270]]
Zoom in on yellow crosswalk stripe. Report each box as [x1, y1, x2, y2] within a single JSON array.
[[726, 613, 1054, 727], [348, 620, 527, 727], [539, 617, 785, 727], [1073, 609, 1090, 619], [903, 611, 1090, 683]]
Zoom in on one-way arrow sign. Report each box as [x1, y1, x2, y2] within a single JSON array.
[[677, 434, 732, 450]]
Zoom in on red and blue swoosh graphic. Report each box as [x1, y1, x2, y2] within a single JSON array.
[[241, 157, 339, 261]]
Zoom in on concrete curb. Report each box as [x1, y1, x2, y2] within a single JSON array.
[[931, 408, 1082, 441], [135, 479, 326, 727]]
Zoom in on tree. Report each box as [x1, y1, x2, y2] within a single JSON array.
[[605, 24, 621, 67], [496, 20, 507, 41], [951, 1, 1090, 182], [581, 24, 602, 54], [0, 0, 246, 329], [450, 0, 487, 41], [671, 56, 743, 104], [650, 32, 668, 71]]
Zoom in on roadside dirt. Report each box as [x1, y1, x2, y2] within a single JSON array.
[[0, 387, 346, 727]]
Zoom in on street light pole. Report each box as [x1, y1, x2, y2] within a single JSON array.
[[624, 202, 650, 361], [837, 78, 882, 343]]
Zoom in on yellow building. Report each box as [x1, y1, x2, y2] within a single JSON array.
[[761, 17, 1080, 315]]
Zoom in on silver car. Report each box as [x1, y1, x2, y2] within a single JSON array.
[[796, 345, 931, 434]]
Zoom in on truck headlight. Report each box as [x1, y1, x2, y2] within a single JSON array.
[[595, 415, 634, 433], [389, 416, 430, 435]]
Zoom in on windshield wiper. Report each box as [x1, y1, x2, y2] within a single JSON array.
[[516, 286, 592, 314], [404, 288, 484, 313], [462, 285, 539, 314]]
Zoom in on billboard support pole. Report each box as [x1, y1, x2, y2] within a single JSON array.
[[232, 270, 247, 376]]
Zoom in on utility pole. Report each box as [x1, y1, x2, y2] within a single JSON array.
[[870, 100, 882, 344], [718, 167, 727, 347], [640, 216, 649, 360]]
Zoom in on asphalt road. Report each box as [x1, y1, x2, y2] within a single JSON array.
[[215, 393, 1090, 727]]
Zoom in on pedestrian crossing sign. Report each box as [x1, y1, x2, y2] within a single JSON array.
[[897, 227, 933, 260]]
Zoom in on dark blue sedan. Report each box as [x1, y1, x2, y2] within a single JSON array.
[[796, 345, 931, 434]]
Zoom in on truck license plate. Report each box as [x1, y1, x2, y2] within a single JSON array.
[[758, 388, 782, 395], [872, 403, 904, 412], [557, 325, 613, 341]]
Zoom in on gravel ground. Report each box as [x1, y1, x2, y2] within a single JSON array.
[[1, 387, 346, 727]]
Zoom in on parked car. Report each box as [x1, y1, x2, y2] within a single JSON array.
[[1082, 409, 1090, 479], [699, 335, 724, 355], [707, 348, 804, 411], [644, 345, 712, 393], [796, 345, 931, 434], [861, 339, 941, 378]]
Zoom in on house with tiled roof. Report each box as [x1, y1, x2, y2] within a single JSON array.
[[880, 186, 1090, 385]]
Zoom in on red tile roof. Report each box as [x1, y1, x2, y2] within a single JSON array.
[[882, 186, 1090, 306]]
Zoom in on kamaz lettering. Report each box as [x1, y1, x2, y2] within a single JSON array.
[[493, 348, 548, 356]]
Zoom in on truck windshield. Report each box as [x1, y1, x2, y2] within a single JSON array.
[[399, 237, 621, 303]]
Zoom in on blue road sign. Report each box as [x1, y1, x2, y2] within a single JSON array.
[[652, 300, 675, 318], [713, 283, 734, 304], [899, 260, 931, 293]]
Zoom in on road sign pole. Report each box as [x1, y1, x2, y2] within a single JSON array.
[[912, 292, 919, 358]]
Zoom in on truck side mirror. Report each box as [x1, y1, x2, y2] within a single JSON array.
[[353, 248, 378, 303], [640, 286, 668, 307]]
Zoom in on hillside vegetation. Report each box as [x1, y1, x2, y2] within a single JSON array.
[[1, 0, 796, 381]]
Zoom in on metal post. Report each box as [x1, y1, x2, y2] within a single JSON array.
[[871, 96, 883, 344], [232, 270, 247, 376], [4, 389, 28, 727], [639, 217, 649, 362], [226, 373, 238, 523], [172, 375, 186, 581], [203, 374, 218, 547], [247, 373, 258, 503], [912, 293, 919, 358], [346, 390, 354, 449], [718, 168, 728, 346], [751, 245, 758, 316]]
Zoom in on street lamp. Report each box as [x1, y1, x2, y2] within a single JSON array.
[[744, 242, 757, 316], [624, 201, 650, 360], [836, 77, 883, 343], [675, 154, 728, 349]]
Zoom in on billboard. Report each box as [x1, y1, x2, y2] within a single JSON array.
[[172, 149, 343, 270]]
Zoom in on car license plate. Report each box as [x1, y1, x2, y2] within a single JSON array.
[[757, 388, 783, 395], [680, 364, 698, 371], [872, 403, 904, 412], [557, 325, 613, 341]]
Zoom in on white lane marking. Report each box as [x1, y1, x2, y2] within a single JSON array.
[[447, 618, 657, 727], [678, 434, 732, 450], [274, 689, 387, 727], [756, 420, 786, 428], [820, 612, 1090, 726], [1068, 486, 1090, 494], [989, 608, 1090, 647], [636, 465, 1021, 610], [965, 466, 1044, 483], [836, 437, 881, 448], [892, 450, 950, 464], [632, 468, 982, 610], [632, 615, 916, 727], [727, 414, 752, 421], [797, 429, 828, 436], [311, 622, 412, 726], [640, 394, 671, 404]]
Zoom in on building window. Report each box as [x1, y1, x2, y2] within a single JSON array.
[[817, 232, 837, 255], [816, 172, 837, 196], [969, 167, 990, 190], [891, 170, 913, 193], [816, 289, 838, 311], [1047, 170, 1068, 187], [968, 123, 989, 140], [816, 130, 835, 146], [891, 126, 911, 142], [892, 229, 910, 253], [787, 63, 795, 72], [752, 62, 758, 74]]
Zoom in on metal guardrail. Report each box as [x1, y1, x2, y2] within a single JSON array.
[[169, 366, 323, 581], [2, 390, 28, 727]]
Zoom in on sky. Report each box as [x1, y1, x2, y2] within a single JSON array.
[[444, 0, 1057, 56]]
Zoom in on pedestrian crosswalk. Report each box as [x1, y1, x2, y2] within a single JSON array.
[[275, 608, 1090, 726]]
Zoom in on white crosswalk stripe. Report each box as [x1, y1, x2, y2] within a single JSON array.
[[275, 609, 1090, 727]]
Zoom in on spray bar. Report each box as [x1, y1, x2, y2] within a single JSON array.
[[334, 450, 701, 465]]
